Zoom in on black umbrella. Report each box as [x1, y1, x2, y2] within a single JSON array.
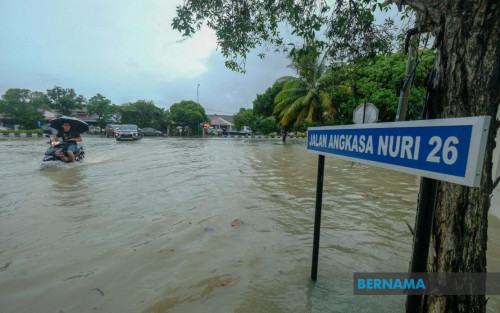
[[50, 116, 89, 133]]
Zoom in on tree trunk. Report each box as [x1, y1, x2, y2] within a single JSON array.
[[405, 0, 500, 312], [405, 0, 499, 312]]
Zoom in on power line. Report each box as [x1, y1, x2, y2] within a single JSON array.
[[204, 108, 237, 114], [153, 103, 237, 115]]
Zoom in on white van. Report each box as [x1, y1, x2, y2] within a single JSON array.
[[241, 126, 252, 134]]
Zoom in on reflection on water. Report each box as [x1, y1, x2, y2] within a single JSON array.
[[0, 136, 498, 313], [45, 166, 85, 191]]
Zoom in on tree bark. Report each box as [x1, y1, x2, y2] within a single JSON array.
[[405, 0, 499, 312]]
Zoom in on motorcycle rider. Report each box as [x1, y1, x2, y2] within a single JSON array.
[[48, 122, 82, 162]]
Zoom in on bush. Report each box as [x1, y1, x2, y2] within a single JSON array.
[[0, 129, 43, 134], [289, 132, 307, 138], [258, 116, 279, 135], [268, 132, 277, 137]]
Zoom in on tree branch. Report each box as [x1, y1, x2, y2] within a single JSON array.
[[376, 0, 403, 11], [404, 25, 432, 54], [492, 176, 500, 193]]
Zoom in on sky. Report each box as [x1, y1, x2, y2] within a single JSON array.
[[0, 0, 298, 115]]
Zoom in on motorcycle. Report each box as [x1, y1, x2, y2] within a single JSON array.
[[43, 135, 85, 162]]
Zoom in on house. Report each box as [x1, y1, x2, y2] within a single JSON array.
[[40, 109, 58, 121], [1, 110, 55, 129], [74, 108, 99, 126], [208, 114, 234, 131], [0, 114, 15, 129], [42, 108, 99, 126]]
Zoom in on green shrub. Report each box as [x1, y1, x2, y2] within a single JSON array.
[[268, 132, 277, 137], [26, 129, 43, 134], [0, 129, 43, 134]]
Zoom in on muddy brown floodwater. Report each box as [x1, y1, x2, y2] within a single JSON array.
[[1, 136, 499, 312]]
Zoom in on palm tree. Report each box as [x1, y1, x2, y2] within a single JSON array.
[[273, 49, 335, 141]]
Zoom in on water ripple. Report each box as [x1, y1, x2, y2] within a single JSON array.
[[0, 137, 498, 312]]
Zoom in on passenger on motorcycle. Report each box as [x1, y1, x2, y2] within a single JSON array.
[[49, 122, 82, 162]]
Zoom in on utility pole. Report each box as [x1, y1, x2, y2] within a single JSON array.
[[197, 84, 200, 104], [396, 14, 421, 121], [399, 13, 438, 313], [197, 84, 201, 136]]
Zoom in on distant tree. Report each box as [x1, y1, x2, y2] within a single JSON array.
[[157, 110, 172, 133], [109, 104, 121, 123], [87, 93, 115, 130], [119, 100, 164, 128], [331, 50, 434, 125], [274, 47, 334, 141], [169, 100, 208, 136], [253, 76, 294, 118], [233, 108, 257, 131], [293, 119, 315, 133], [29, 91, 51, 110], [256, 116, 280, 135], [0, 88, 44, 129], [46, 86, 86, 116]]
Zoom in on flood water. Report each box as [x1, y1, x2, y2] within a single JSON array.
[[1, 136, 499, 313]]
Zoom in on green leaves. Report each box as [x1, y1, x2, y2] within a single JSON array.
[[172, 5, 196, 37], [120, 100, 168, 130], [233, 108, 256, 131], [0, 88, 45, 129], [171, 0, 399, 71], [87, 94, 114, 129], [46, 86, 86, 116], [253, 77, 294, 117], [169, 100, 208, 136], [274, 48, 335, 127], [332, 50, 435, 124]]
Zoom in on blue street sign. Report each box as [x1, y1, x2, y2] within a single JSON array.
[[307, 117, 490, 187]]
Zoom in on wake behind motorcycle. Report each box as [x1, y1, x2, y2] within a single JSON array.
[[43, 135, 85, 162]]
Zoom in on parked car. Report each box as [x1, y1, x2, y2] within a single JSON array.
[[104, 124, 120, 138], [241, 126, 252, 135], [115, 124, 142, 141], [88, 126, 101, 134], [41, 125, 53, 134], [141, 127, 162, 136]]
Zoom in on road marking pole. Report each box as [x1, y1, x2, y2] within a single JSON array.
[[311, 154, 325, 281]]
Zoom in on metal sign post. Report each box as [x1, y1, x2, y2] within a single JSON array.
[[353, 103, 378, 124], [406, 177, 438, 312], [311, 154, 325, 280]]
